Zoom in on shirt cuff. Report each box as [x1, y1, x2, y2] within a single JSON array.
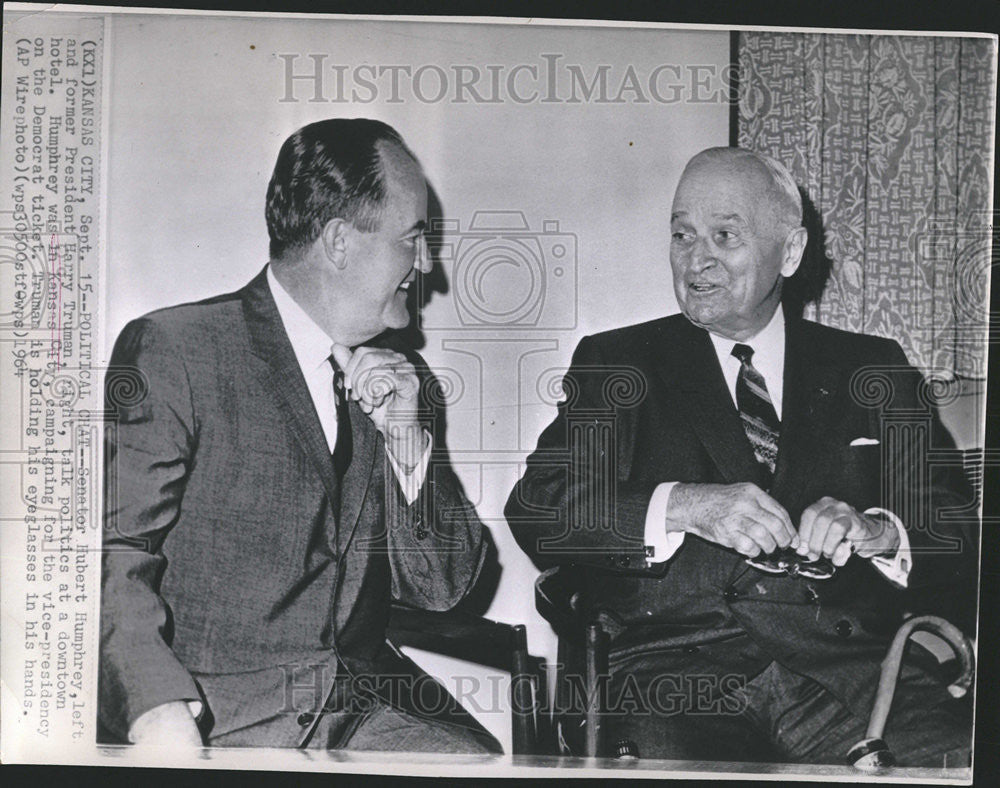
[[865, 507, 911, 588], [644, 482, 686, 565], [127, 700, 204, 743], [385, 429, 432, 505]]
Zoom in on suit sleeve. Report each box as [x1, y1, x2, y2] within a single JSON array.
[[100, 318, 202, 740], [505, 336, 661, 574], [386, 354, 490, 611], [878, 340, 979, 628]]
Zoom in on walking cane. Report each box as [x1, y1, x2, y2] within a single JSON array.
[[846, 615, 974, 770]]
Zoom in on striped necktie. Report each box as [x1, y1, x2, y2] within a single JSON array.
[[731, 343, 780, 481]]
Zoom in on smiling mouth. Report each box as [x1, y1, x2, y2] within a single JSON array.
[[688, 282, 721, 294]]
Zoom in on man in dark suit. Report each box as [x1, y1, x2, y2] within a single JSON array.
[[100, 118, 499, 752], [506, 147, 977, 765]]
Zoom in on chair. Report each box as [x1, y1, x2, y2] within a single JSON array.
[[101, 605, 545, 751], [535, 566, 977, 766], [534, 566, 613, 757], [385, 604, 549, 754]]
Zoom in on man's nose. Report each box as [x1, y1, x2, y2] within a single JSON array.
[[414, 236, 432, 274], [687, 237, 717, 273]]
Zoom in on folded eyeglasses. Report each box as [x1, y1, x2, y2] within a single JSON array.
[[745, 548, 836, 580]]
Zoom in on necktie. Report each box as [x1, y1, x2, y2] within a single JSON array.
[[329, 356, 353, 479], [731, 343, 780, 481]]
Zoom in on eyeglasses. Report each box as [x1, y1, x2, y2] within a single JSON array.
[[745, 548, 836, 580]]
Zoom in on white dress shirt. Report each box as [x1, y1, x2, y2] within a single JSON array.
[[643, 308, 911, 586], [267, 266, 430, 503]]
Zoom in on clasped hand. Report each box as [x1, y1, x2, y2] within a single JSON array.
[[331, 344, 427, 468], [667, 483, 899, 565]]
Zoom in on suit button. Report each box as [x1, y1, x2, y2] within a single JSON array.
[[297, 712, 315, 727], [723, 586, 739, 602], [683, 645, 699, 654], [415, 528, 428, 540], [835, 620, 853, 638], [618, 556, 631, 567]]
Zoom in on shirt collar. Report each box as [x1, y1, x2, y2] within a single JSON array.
[[707, 305, 785, 362], [266, 264, 333, 375]]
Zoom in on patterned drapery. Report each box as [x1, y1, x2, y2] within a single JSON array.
[[738, 33, 994, 380]]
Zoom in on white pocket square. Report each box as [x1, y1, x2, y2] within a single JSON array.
[[850, 437, 880, 446]]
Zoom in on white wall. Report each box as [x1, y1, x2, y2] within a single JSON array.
[[104, 13, 730, 750]]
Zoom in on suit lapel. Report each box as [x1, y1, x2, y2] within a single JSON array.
[[336, 399, 378, 556], [240, 268, 343, 516], [652, 318, 761, 485], [769, 317, 842, 505]]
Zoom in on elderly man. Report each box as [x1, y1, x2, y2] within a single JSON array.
[[507, 147, 976, 765], [100, 118, 499, 753]]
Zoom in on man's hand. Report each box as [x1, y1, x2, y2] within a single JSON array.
[[666, 482, 799, 557], [795, 497, 900, 566], [331, 344, 428, 469], [128, 700, 203, 746]]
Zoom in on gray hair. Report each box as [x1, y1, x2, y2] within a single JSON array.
[[689, 147, 803, 230]]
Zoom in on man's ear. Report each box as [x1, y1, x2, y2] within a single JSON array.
[[780, 226, 808, 278], [320, 218, 349, 270]]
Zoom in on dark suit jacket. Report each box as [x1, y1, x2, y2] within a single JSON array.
[[506, 312, 977, 717], [100, 268, 490, 745]]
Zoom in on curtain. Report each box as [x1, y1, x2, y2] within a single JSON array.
[[738, 33, 994, 381]]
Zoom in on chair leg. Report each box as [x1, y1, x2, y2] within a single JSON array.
[[584, 622, 609, 758], [534, 654, 554, 753], [511, 624, 536, 755]]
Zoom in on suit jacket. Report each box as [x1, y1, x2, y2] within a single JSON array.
[[100, 268, 490, 745], [506, 312, 977, 717]]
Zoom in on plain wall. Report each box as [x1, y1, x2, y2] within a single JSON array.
[[102, 14, 732, 750]]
